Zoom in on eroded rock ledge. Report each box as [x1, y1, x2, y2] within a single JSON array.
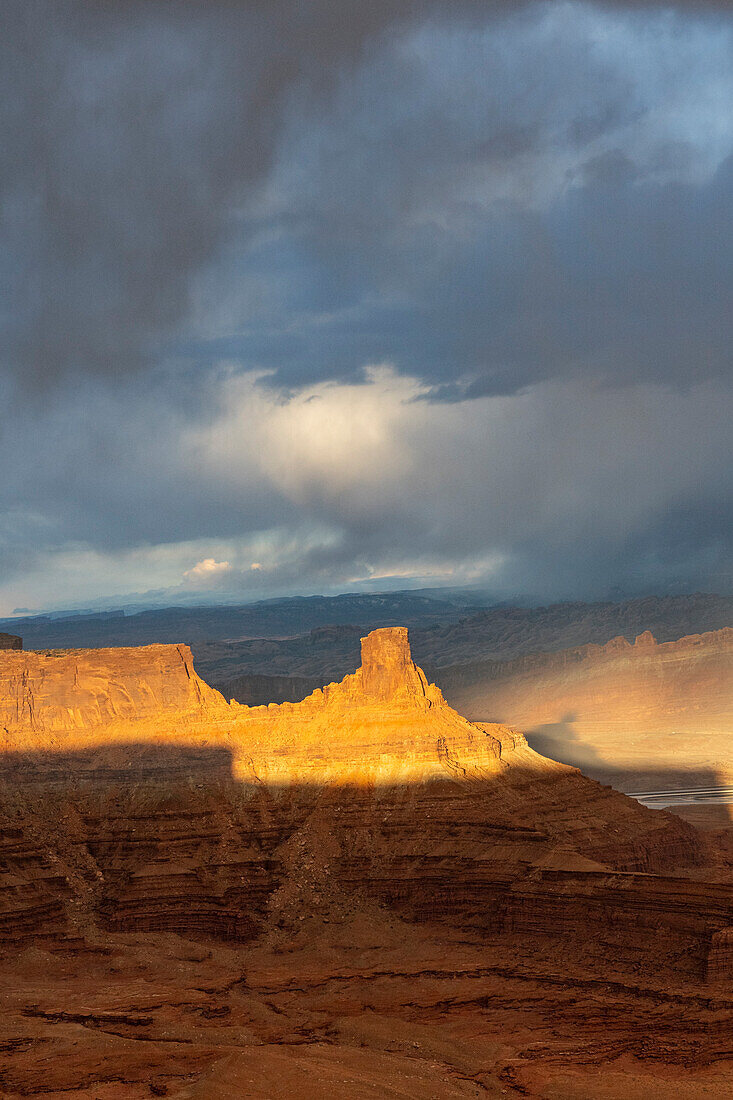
[[0, 642, 225, 732], [0, 627, 729, 991]]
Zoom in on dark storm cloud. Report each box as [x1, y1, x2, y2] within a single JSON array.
[[3, 0, 730, 394], [194, 3, 733, 398], [1, 0, 500, 391], [2, 0, 281, 388], [0, 0, 731, 611], [203, 157, 733, 399]]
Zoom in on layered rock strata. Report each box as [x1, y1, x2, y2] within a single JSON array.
[[707, 926, 733, 984], [0, 642, 225, 733], [436, 627, 733, 785], [0, 629, 725, 948], [0, 628, 731, 1096]]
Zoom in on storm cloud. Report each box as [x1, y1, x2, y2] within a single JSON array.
[[0, 0, 731, 612], [2, 0, 495, 390]]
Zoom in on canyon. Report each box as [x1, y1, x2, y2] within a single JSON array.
[[0, 628, 732, 1097]]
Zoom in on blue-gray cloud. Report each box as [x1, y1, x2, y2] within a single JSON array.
[[2, 0, 498, 391], [186, 2, 733, 396], [4, 0, 732, 394], [0, 0, 731, 611]]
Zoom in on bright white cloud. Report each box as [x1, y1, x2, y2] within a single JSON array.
[[187, 366, 732, 592], [183, 558, 231, 583], [0, 362, 729, 617], [194, 365, 418, 509]]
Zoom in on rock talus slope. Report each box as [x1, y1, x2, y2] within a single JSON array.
[[0, 628, 731, 1097]]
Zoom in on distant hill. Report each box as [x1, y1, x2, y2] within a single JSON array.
[[0, 591, 479, 651], [414, 592, 733, 667], [201, 593, 733, 703]]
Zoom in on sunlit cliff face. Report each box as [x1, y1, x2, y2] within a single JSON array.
[[439, 627, 733, 786], [2, 622, 731, 1098], [0, 625, 701, 873], [0, 628, 499, 787]]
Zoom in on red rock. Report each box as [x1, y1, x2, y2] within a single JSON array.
[[0, 627, 731, 1096], [707, 926, 733, 984], [0, 642, 225, 734], [437, 627, 733, 787]]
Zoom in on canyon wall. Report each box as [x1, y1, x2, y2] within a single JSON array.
[[437, 627, 733, 786], [1, 628, 732, 1096], [0, 643, 225, 735], [0, 628, 728, 959]]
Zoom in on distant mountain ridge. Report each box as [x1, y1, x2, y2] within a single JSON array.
[[9, 592, 731, 663], [0, 591, 480, 651], [414, 593, 733, 667], [200, 593, 733, 703]]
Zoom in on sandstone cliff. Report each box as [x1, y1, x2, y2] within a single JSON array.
[[0, 643, 226, 734], [436, 627, 733, 787], [0, 628, 732, 1097], [0, 628, 720, 937], [0, 631, 21, 650]]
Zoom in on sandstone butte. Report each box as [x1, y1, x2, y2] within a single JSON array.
[[0, 627, 732, 1098]]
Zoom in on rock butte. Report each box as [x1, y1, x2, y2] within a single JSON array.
[[0, 627, 732, 1098]]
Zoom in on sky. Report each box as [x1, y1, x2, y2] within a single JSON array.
[[1, 0, 732, 615]]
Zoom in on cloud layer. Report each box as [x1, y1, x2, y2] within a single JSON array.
[[1, 0, 731, 613]]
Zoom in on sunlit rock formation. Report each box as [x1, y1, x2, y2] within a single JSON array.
[[0, 627, 719, 936], [0, 642, 224, 733], [0, 627, 731, 1096], [437, 627, 733, 786]]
